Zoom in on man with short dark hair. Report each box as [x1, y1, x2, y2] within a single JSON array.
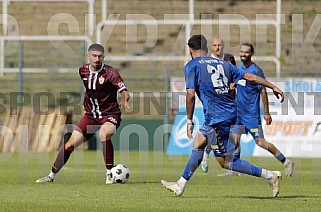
[[36, 43, 130, 184], [200, 37, 237, 173], [230, 42, 294, 177]]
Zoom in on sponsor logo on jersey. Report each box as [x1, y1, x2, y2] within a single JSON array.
[[215, 87, 229, 94], [250, 128, 258, 133], [237, 79, 246, 86], [210, 144, 218, 149]]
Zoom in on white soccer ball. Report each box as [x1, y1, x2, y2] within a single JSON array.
[[111, 164, 130, 183]]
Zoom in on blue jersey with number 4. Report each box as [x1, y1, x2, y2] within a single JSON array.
[[236, 62, 265, 119], [184, 56, 246, 125]]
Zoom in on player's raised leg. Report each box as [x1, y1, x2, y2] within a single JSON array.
[[161, 128, 208, 197], [217, 129, 242, 177], [161, 148, 204, 197], [36, 130, 84, 183], [196, 128, 210, 173], [255, 137, 294, 177], [217, 156, 282, 197], [214, 123, 282, 197]]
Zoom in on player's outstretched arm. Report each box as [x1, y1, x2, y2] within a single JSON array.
[[119, 90, 130, 109], [243, 72, 284, 102]]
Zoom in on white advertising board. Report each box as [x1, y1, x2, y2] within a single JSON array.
[[168, 77, 321, 158]]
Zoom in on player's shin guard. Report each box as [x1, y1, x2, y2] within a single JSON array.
[[102, 140, 114, 170], [52, 146, 74, 173], [182, 149, 204, 180], [229, 159, 262, 177]]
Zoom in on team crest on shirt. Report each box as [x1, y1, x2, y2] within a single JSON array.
[[98, 76, 105, 84]]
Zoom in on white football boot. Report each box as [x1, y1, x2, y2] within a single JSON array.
[[106, 173, 114, 184], [161, 180, 185, 197], [268, 171, 282, 197], [284, 160, 294, 177], [36, 176, 54, 183]]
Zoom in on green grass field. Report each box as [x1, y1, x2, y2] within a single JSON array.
[[0, 151, 320, 211]]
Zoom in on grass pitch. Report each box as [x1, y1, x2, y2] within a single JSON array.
[[0, 151, 320, 211]]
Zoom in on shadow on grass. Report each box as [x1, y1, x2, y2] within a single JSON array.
[[125, 181, 161, 184], [234, 195, 320, 200]]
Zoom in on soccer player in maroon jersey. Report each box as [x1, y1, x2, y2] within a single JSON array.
[[36, 44, 130, 184]]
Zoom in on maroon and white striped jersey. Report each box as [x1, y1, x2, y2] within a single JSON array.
[[79, 64, 127, 118]]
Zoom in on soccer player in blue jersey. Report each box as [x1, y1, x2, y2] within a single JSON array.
[[228, 43, 294, 176], [200, 37, 237, 173], [211, 43, 294, 177], [161, 35, 284, 197]]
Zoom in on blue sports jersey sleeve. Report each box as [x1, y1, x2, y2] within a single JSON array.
[[230, 63, 246, 83], [184, 64, 197, 89], [236, 62, 266, 119], [255, 65, 265, 90]]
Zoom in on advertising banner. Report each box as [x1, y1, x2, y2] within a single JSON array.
[[167, 77, 321, 158]]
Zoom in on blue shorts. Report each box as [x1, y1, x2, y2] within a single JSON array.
[[199, 124, 208, 138], [206, 117, 237, 157], [231, 116, 264, 139]]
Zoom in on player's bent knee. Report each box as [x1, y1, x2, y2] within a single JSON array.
[[64, 143, 75, 152], [99, 132, 114, 141], [218, 162, 226, 168], [255, 138, 267, 148], [99, 123, 116, 140], [215, 157, 227, 168], [193, 141, 207, 149], [193, 132, 207, 149]]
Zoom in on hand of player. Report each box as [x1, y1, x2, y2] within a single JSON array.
[[187, 122, 194, 139], [119, 91, 130, 110], [230, 83, 236, 99], [273, 87, 284, 102], [119, 99, 130, 110], [264, 113, 272, 125]]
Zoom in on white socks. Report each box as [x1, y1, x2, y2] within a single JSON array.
[[48, 171, 55, 179], [261, 169, 273, 180], [177, 177, 187, 188], [106, 169, 111, 175]]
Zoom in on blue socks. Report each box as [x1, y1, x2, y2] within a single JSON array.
[[182, 149, 204, 180], [229, 159, 262, 177], [274, 150, 286, 163], [181, 148, 265, 179], [232, 151, 240, 162]]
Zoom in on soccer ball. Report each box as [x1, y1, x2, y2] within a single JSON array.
[[111, 164, 130, 183]]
